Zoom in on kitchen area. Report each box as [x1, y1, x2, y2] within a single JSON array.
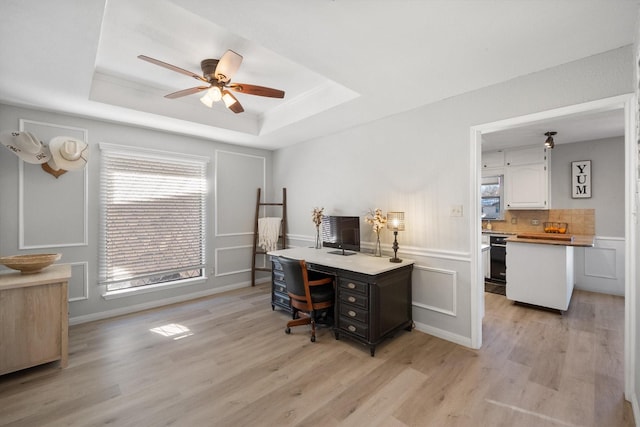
[[481, 119, 625, 311]]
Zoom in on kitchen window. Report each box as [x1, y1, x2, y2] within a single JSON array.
[[481, 175, 504, 220], [99, 143, 208, 294]]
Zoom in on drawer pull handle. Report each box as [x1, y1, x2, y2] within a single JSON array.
[[348, 310, 356, 317], [348, 325, 357, 332], [347, 296, 356, 303], [347, 283, 356, 289]]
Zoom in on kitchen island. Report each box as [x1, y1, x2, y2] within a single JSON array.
[[505, 234, 594, 311]]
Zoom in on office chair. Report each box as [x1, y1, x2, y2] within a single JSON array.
[[279, 257, 335, 342]]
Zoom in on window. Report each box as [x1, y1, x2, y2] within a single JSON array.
[[99, 143, 208, 293]]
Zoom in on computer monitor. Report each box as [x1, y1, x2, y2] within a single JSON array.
[[321, 216, 360, 255]]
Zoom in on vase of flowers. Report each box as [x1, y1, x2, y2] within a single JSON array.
[[365, 208, 387, 256], [312, 207, 324, 249]]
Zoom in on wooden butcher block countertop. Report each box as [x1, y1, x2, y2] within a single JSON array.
[[505, 233, 595, 247]]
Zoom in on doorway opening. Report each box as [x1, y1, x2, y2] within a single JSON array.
[[469, 94, 636, 401]]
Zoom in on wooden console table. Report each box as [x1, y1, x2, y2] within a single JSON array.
[[268, 247, 414, 356], [0, 264, 71, 375]]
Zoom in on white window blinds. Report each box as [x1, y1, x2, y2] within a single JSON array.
[[99, 144, 208, 290]]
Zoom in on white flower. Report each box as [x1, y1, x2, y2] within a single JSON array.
[[312, 207, 324, 227], [365, 208, 387, 235]]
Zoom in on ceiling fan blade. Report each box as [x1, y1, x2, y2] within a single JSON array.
[[164, 86, 210, 99], [138, 55, 207, 83], [215, 50, 243, 83], [227, 83, 285, 98], [222, 90, 244, 113]]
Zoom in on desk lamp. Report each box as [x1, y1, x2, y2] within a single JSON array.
[[387, 212, 405, 263]]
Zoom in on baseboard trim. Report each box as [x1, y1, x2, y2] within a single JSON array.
[[413, 320, 473, 348], [69, 278, 270, 325]]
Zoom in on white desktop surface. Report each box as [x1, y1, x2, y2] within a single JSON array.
[[267, 247, 414, 276]]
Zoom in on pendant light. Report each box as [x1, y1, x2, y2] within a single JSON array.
[[544, 131, 557, 149]]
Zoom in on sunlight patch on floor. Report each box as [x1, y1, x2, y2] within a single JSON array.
[[149, 323, 194, 340]]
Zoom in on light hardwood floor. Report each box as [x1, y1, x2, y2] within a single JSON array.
[[0, 285, 634, 426]]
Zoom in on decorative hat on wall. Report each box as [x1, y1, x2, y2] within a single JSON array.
[[47, 136, 89, 171], [0, 131, 50, 164], [42, 136, 89, 178]]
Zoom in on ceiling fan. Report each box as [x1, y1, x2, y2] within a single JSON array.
[[138, 50, 285, 114]]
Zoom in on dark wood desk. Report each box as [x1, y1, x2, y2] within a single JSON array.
[[268, 247, 414, 356]]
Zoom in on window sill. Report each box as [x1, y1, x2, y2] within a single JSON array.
[[102, 276, 207, 300]]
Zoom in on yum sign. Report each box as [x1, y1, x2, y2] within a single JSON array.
[[571, 160, 591, 198]]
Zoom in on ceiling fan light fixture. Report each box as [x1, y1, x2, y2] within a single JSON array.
[[139, 50, 284, 115], [200, 87, 222, 108], [200, 91, 213, 108], [222, 92, 237, 108], [544, 131, 557, 149], [210, 86, 222, 102]]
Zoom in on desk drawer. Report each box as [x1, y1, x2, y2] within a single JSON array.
[[271, 258, 283, 271], [339, 290, 368, 309], [273, 281, 286, 295], [338, 278, 368, 295], [339, 304, 368, 324], [273, 269, 285, 281], [273, 292, 290, 307], [339, 316, 368, 339]]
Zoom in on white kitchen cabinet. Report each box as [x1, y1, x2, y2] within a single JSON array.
[[504, 162, 548, 209], [482, 166, 504, 178], [482, 150, 504, 168], [503, 144, 549, 210], [505, 146, 547, 166]]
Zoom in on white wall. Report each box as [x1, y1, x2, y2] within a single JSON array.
[[550, 137, 626, 296], [551, 137, 625, 237], [0, 104, 274, 322], [273, 46, 634, 346]]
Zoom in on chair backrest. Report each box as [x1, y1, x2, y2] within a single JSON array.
[[279, 257, 307, 298]]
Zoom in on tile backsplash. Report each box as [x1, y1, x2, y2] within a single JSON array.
[[482, 209, 595, 235]]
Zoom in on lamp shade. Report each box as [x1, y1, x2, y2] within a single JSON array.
[[387, 212, 405, 231]]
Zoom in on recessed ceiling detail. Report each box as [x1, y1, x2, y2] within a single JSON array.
[[91, 0, 359, 136], [0, 0, 636, 149]]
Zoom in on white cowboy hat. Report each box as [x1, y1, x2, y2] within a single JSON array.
[[0, 131, 50, 164], [47, 136, 89, 171]]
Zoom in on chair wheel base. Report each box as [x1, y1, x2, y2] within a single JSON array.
[[310, 335, 316, 342]]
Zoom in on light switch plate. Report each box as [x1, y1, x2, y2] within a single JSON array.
[[450, 205, 463, 217]]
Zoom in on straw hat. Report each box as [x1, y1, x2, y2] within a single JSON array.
[[46, 136, 89, 171], [0, 131, 50, 164]]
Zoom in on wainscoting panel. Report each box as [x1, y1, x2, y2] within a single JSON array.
[[19, 120, 88, 249], [215, 245, 259, 277], [584, 247, 616, 279], [215, 151, 265, 237], [412, 265, 457, 317], [68, 262, 89, 302], [574, 236, 625, 296]]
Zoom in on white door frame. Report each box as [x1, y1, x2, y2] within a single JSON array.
[[469, 93, 637, 401]]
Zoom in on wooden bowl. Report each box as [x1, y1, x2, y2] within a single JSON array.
[[0, 253, 61, 274]]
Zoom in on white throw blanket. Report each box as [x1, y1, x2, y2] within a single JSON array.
[[258, 217, 281, 251]]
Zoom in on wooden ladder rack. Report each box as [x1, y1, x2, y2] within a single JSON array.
[[251, 188, 287, 286]]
